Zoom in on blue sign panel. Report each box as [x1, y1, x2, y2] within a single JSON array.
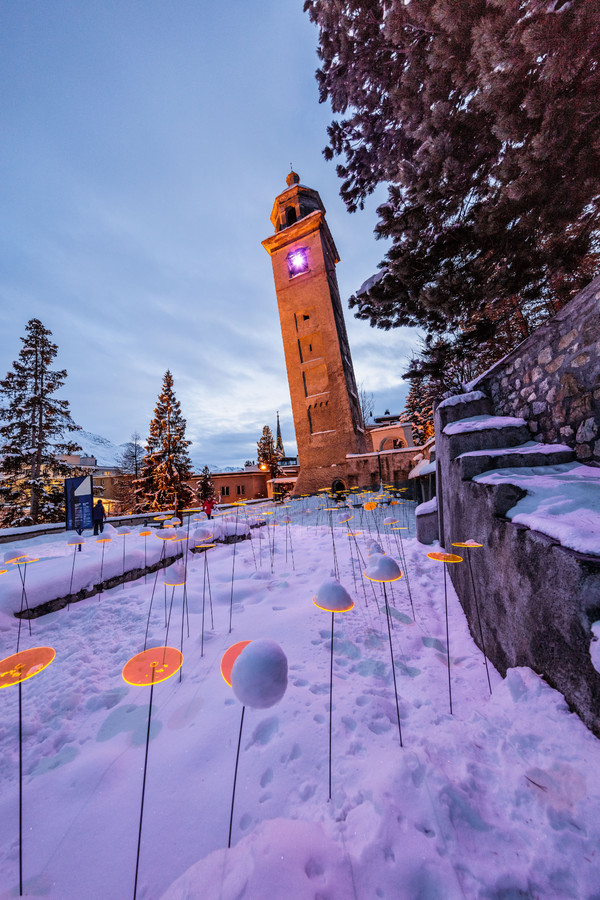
[[65, 475, 94, 531]]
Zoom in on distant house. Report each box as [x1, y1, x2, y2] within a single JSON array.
[[57, 453, 123, 512]]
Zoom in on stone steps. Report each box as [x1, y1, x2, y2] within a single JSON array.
[[456, 440, 576, 481], [443, 414, 531, 460]]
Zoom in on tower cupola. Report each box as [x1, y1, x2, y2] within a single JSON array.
[[270, 171, 326, 233]]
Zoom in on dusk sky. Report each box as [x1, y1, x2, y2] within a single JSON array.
[[0, 1, 419, 468]]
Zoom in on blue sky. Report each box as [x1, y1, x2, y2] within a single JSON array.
[[0, 1, 418, 468]]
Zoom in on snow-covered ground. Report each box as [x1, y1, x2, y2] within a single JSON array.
[[1, 496, 600, 900]]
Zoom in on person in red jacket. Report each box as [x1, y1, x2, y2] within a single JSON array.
[[202, 497, 215, 520]]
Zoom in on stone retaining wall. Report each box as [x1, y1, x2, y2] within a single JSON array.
[[472, 275, 600, 465]]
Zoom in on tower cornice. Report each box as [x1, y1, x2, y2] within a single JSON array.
[[261, 210, 340, 263]]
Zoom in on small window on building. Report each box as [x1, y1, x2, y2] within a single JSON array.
[[286, 206, 297, 227], [236, 485, 245, 495], [222, 485, 230, 497]]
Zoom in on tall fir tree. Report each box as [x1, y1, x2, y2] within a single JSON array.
[[305, 0, 600, 361], [196, 465, 215, 503], [135, 371, 194, 512], [0, 318, 81, 525]]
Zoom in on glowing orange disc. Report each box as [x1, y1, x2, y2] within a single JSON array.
[[139, 530, 153, 537], [363, 502, 378, 511], [220, 640, 252, 686], [427, 551, 463, 563], [196, 543, 216, 550], [0, 647, 55, 689], [452, 540, 483, 548], [122, 647, 183, 686], [96, 536, 111, 543]]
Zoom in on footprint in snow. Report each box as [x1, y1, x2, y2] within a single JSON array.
[[260, 767, 273, 787], [246, 716, 279, 747]]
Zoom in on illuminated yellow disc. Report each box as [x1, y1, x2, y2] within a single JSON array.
[[363, 571, 403, 583], [221, 641, 252, 686], [427, 551, 463, 563], [122, 647, 183, 686], [313, 596, 354, 613], [139, 530, 153, 537], [452, 540, 483, 548], [196, 543, 216, 549], [0, 647, 55, 689], [391, 526, 407, 530], [96, 536, 111, 543]]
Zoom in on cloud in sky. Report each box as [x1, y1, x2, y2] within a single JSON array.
[[0, 0, 420, 468]]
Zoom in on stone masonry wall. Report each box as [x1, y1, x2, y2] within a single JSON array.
[[472, 275, 600, 465]]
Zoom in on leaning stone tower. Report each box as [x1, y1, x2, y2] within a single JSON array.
[[262, 171, 368, 494]]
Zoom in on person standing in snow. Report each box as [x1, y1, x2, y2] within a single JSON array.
[[92, 499, 106, 535], [202, 497, 215, 520]]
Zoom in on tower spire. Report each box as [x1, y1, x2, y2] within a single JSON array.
[[275, 411, 285, 457]]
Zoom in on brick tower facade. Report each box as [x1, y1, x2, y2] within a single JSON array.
[[262, 172, 369, 494]]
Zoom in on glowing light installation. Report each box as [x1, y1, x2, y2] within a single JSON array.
[[122, 647, 183, 900], [221, 640, 288, 848], [313, 578, 354, 799], [0, 646, 55, 896], [96, 533, 112, 593], [427, 551, 463, 714], [364, 555, 404, 746], [67, 534, 85, 597], [452, 540, 491, 694]]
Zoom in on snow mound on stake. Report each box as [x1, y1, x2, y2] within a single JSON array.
[[365, 555, 402, 582], [230, 639, 287, 708], [313, 577, 354, 612]]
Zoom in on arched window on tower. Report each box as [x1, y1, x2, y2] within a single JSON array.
[[285, 206, 297, 227]]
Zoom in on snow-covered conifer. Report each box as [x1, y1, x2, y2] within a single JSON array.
[[0, 318, 81, 525], [135, 371, 194, 512]]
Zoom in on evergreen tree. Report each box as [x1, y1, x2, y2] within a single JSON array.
[[0, 318, 81, 525], [196, 465, 216, 503], [402, 378, 435, 446], [305, 0, 600, 355], [257, 426, 281, 479], [135, 371, 194, 512]]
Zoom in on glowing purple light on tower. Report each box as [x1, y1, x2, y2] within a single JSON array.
[[287, 247, 309, 276]]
